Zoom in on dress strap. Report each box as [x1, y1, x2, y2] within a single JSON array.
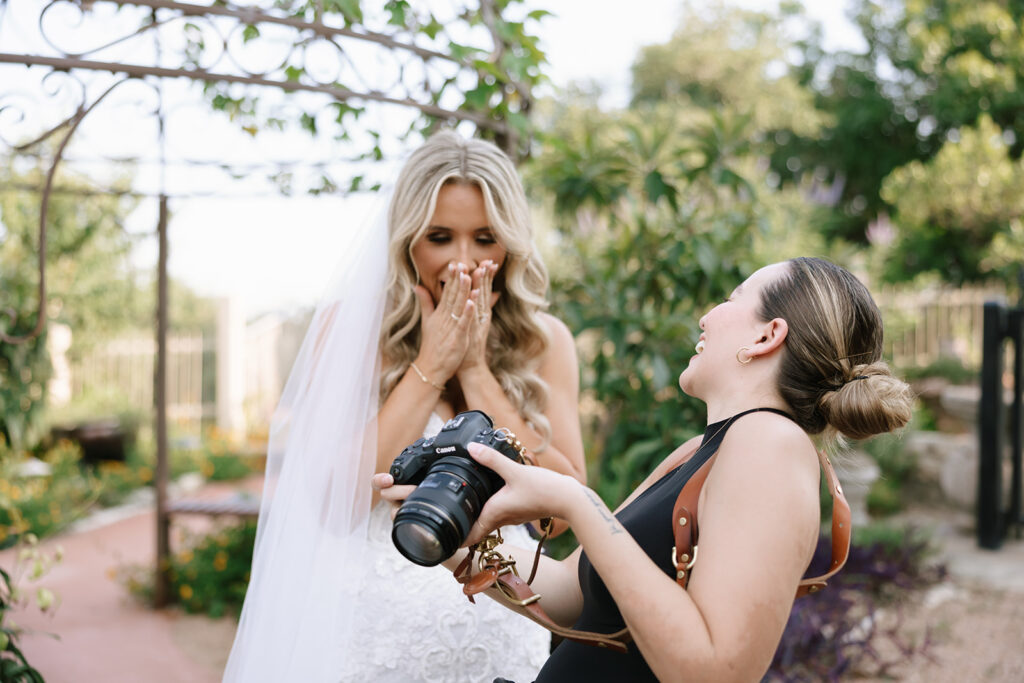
[[731, 406, 795, 423]]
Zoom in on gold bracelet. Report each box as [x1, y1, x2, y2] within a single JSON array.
[[409, 362, 445, 391]]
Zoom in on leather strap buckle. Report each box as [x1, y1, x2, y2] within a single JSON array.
[[671, 544, 698, 570]]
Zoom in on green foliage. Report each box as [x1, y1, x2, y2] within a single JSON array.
[[0, 432, 157, 543], [900, 355, 977, 385], [859, 404, 937, 515], [777, 0, 1024, 270], [0, 160, 139, 450], [189, 0, 550, 168], [170, 521, 257, 617], [167, 426, 262, 483], [531, 102, 767, 505], [0, 530, 60, 683], [0, 330, 51, 454], [0, 440, 63, 682], [0, 440, 101, 542], [630, 3, 827, 137], [123, 521, 257, 618], [880, 115, 1024, 283]]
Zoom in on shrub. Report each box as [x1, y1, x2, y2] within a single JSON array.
[[768, 525, 946, 681], [123, 520, 257, 618], [201, 454, 257, 482], [0, 518, 62, 681], [0, 437, 156, 542], [0, 440, 100, 542], [900, 356, 976, 385]]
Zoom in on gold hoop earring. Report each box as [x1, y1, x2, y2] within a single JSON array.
[[736, 346, 753, 365]]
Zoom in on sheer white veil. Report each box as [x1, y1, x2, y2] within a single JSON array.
[[223, 191, 391, 681]]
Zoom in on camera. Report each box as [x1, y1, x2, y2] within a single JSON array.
[[390, 410, 525, 566]]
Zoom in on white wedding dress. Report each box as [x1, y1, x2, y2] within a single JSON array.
[[337, 413, 551, 683]]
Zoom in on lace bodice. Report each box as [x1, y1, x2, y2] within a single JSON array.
[[338, 413, 549, 682]]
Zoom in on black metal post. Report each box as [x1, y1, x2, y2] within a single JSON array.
[[1013, 309, 1024, 539], [154, 194, 171, 605], [978, 302, 1006, 549]]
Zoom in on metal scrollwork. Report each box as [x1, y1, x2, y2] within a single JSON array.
[[0, 0, 543, 343]]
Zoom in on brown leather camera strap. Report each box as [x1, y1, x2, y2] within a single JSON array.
[[672, 447, 851, 596], [455, 551, 633, 653], [455, 448, 852, 651]]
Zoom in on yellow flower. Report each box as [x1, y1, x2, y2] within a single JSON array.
[[201, 461, 215, 478], [100, 461, 127, 474], [179, 585, 193, 600], [179, 550, 194, 564], [213, 551, 228, 571], [138, 467, 153, 483]]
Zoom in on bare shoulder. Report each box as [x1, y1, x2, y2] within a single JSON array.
[[538, 313, 578, 368], [707, 412, 820, 511], [539, 312, 575, 347]]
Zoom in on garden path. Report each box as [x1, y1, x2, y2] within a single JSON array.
[[0, 475, 260, 683]]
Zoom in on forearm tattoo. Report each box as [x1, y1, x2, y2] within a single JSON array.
[[584, 489, 624, 535]]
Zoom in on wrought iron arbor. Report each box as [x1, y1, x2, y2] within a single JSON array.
[[1, 0, 538, 604]]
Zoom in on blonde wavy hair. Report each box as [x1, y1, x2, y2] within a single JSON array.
[[379, 131, 552, 448]]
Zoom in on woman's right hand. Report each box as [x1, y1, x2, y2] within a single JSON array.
[[413, 263, 475, 382], [462, 442, 583, 547]]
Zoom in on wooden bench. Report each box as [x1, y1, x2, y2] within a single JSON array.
[[166, 496, 261, 518]]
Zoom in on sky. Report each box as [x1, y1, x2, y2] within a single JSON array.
[[1, 0, 863, 318]]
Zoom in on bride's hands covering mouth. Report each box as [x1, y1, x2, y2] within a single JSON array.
[[412, 262, 475, 386]]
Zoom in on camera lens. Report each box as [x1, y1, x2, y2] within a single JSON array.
[[392, 519, 446, 565], [391, 457, 497, 566]]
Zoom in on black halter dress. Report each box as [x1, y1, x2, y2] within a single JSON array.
[[533, 407, 795, 682]]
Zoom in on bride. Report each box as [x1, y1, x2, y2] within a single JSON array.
[[223, 131, 586, 682]]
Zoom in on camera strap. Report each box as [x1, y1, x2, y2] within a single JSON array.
[[453, 447, 851, 651]]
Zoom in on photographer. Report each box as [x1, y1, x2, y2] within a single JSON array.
[[376, 257, 914, 682]]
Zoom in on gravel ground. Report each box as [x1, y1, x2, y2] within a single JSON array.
[[852, 501, 1024, 683], [858, 580, 1024, 682]]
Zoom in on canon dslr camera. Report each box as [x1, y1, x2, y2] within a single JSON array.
[[389, 410, 525, 566]]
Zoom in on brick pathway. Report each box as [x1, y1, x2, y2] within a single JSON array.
[[0, 477, 261, 683]]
